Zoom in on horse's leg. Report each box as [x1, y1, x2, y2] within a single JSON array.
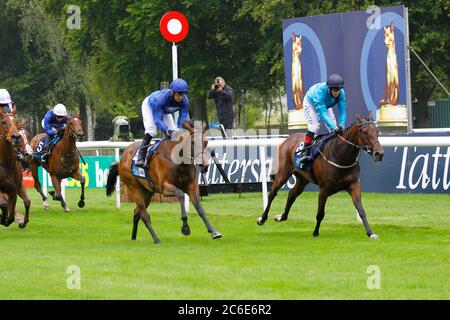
[[17, 183, 31, 229], [185, 185, 222, 239], [163, 183, 191, 236], [313, 187, 329, 237], [347, 182, 378, 239], [274, 174, 308, 222], [131, 188, 153, 241], [49, 175, 69, 212], [72, 170, 86, 208], [256, 170, 292, 226], [30, 163, 49, 210], [5, 192, 18, 227], [0, 197, 7, 225]]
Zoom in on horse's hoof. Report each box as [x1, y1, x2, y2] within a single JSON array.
[[181, 226, 191, 236], [43, 200, 50, 211], [313, 232, 319, 237], [274, 214, 285, 222], [153, 239, 161, 244], [256, 217, 265, 226], [64, 207, 71, 213], [370, 234, 379, 240], [211, 231, 222, 239], [78, 200, 85, 208], [18, 223, 26, 229]]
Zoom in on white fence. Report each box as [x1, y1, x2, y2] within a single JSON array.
[[44, 135, 450, 209]]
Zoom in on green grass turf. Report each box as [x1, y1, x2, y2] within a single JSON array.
[[0, 188, 448, 300]]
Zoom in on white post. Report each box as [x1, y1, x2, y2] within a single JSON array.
[[172, 42, 189, 212], [61, 179, 67, 200], [115, 148, 121, 209], [42, 168, 48, 196], [259, 146, 268, 209], [172, 43, 178, 79]]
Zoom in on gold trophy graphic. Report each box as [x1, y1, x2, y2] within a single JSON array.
[[377, 21, 407, 126]]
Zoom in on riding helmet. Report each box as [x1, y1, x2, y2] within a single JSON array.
[[326, 74, 345, 89], [169, 78, 189, 93]]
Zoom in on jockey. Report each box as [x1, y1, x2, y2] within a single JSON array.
[[40, 103, 68, 164], [299, 73, 347, 163], [0, 89, 15, 113], [135, 78, 190, 167]]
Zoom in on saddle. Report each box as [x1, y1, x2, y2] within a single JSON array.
[[131, 139, 165, 179], [294, 133, 335, 171], [33, 136, 61, 162]]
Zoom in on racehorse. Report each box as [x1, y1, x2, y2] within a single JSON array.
[[256, 113, 384, 239], [28, 116, 85, 212], [0, 110, 32, 227], [106, 120, 222, 244]]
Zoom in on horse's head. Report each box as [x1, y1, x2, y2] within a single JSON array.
[[181, 119, 209, 173], [354, 113, 384, 162], [17, 119, 33, 162], [67, 116, 85, 142], [0, 110, 21, 147]]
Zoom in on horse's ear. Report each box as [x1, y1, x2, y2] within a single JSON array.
[[355, 113, 363, 122], [367, 112, 373, 121], [11, 104, 17, 115], [19, 118, 28, 129], [292, 32, 295, 40], [202, 121, 207, 131], [182, 119, 194, 130]]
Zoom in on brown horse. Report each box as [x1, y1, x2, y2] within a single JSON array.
[[106, 120, 222, 244], [257, 113, 384, 239], [0, 110, 32, 227], [28, 116, 85, 212]]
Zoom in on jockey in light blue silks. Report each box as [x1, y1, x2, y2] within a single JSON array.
[[40, 103, 68, 164], [299, 74, 347, 163], [0, 89, 15, 113], [135, 78, 190, 167]]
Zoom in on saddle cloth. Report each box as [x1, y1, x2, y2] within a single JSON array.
[[33, 136, 61, 162], [293, 133, 335, 171], [130, 139, 165, 179]]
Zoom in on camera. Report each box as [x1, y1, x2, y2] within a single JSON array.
[[214, 84, 220, 89]]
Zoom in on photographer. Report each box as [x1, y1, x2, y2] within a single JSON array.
[[207, 76, 235, 130]]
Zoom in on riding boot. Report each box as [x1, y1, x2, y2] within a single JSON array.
[[135, 133, 152, 167], [299, 142, 312, 163], [41, 141, 51, 164]]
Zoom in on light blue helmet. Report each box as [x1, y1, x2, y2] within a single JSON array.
[[169, 78, 189, 93]]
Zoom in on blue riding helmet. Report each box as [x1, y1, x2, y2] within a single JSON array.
[[326, 74, 345, 89], [169, 78, 189, 93]]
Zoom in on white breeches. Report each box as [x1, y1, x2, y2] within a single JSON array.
[[141, 99, 177, 136], [303, 97, 337, 133]]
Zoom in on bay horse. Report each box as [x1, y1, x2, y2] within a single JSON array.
[[106, 120, 222, 244], [28, 116, 85, 212], [257, 113, 384, 239], [0, 125, 34, 227], [0, 110, 33, 227]]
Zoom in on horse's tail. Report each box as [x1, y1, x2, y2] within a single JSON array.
[[106, 161, 119, 197]]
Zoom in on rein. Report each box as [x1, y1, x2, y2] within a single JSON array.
[[321, 120, 377, 169]]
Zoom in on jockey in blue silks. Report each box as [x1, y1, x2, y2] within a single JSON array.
[[135, 78, 190, 167], [299, 74, 347, 163], [40, 103, 68, 164]]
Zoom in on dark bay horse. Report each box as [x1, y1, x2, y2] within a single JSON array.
[[106, 120, 222, 244], [28, 116, 85, 212], [0, 110, 32, 227], [257, 113, 384, 239]]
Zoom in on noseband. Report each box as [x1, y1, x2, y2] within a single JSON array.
[[337, 121, 378, 155]]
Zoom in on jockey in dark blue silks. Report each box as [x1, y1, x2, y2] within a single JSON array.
[[299, 74, 347, 163], [40, 103, 68, 164], [135, 78, 190, 167], [0, 89, 15, 113]]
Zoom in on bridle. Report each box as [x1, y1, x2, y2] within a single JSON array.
[[319, 120, 378, 169], [337, 120, 378, 155]]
